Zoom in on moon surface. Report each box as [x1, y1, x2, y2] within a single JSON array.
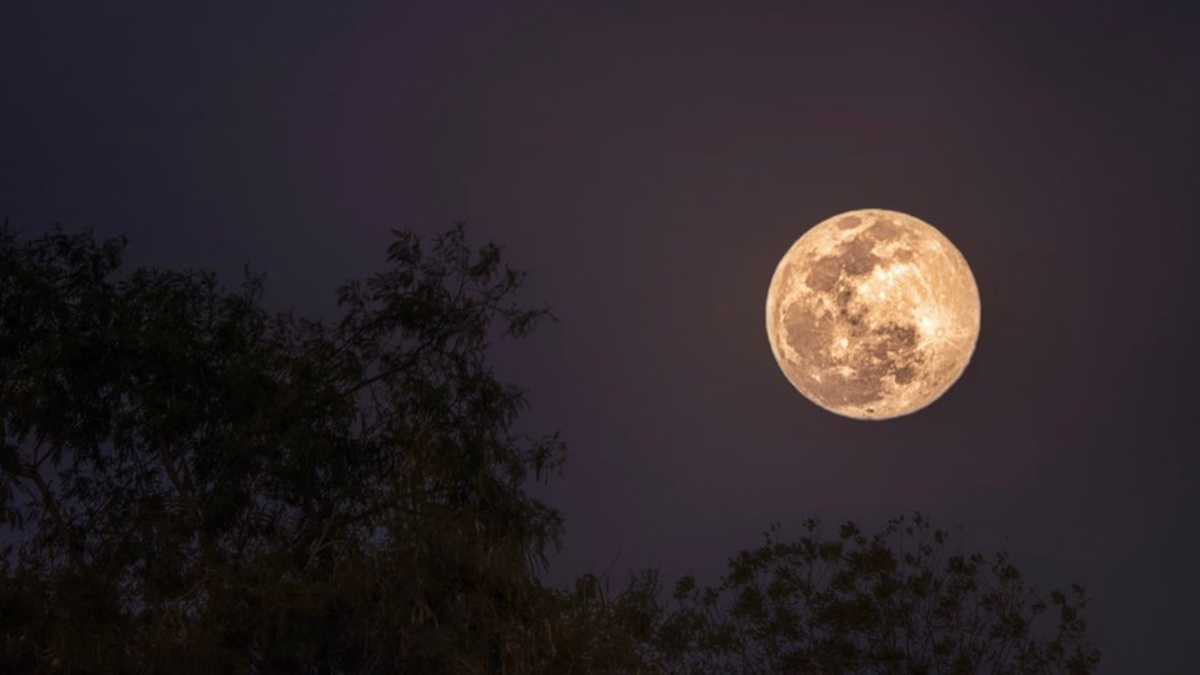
[[766, 209, 980, 420]]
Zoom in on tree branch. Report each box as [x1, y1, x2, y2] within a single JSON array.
[[18, 458, 83, 570]]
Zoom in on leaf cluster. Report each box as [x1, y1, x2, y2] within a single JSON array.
[[0, 222, 564, 673], [633, 514, 1100, 674]]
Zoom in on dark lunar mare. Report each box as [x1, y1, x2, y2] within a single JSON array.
[[782, 222, 926, 410]]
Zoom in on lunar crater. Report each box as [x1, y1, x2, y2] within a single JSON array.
[[766, 209, 980, 420]]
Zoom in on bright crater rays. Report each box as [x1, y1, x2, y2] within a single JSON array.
[[765, 209, 981, 420]]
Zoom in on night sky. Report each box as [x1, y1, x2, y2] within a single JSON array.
[[3, 2, 1197, 671]]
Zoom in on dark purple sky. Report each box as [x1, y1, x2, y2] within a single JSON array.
[[3, 1, 1197, 670]]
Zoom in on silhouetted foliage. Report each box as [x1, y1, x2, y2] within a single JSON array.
[[609, 514, 1100, 674], [0, 223, 1099, 674], [0, 222, 570, 673]]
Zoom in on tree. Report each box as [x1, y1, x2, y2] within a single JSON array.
[[0, 222, 567, 673], [630, 513, 1100, 674]]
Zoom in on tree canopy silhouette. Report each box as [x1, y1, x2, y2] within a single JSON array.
[[630, 514, 1101, 674], [0, 223, 568, 673], [0, 223, 1099, 674]]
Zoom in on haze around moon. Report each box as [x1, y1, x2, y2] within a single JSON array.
[[766, 209, 981, 420]]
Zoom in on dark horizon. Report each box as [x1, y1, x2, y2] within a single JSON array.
[[2, 2, 1197, 671]]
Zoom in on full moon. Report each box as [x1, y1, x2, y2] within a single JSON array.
[[766, 209, 980, 420]]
